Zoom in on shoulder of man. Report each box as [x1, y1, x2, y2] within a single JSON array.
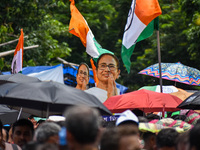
[[5, 142, 22, 150]]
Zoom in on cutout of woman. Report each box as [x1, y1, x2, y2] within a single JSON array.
[[76, 63, 90, 90]]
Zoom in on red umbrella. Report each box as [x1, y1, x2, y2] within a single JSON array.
[[104, 89, 182, 113]]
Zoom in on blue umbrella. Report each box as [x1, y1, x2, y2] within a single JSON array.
[[139, 62, 200, 86]]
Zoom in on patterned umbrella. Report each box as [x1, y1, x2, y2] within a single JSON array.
[[139, 62, 200, 86], [139, 122, 184, 133]]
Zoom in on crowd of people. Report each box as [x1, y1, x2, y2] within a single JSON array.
[[0, 106, 200, 150], [0, 53, 199, 150]]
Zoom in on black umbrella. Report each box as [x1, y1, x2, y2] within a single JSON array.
[[0, 74, 40, 121], [0, 105, 30, 125], [0, 73, 41, 84], [0, 81, 111, 117], [177, 91, 200, 110]]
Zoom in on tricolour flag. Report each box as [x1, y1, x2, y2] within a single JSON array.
[[69, 0, 113, 58], [11, 29, 24, 74], [121, 0, 162, 73]]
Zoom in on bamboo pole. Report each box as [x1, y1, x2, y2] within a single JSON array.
[[0, 45, 39, 57], [0, 36, 28, 47], [57, 57, 78, 70], [57, 57, 93, 71]]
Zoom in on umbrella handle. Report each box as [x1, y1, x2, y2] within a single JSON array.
[[17, 107, 23, 120], [46, 104, 49, 118], [162, 104, 165, 118]]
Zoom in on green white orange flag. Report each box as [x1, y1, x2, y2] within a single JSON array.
[[121, 0, 162, 73], [11, 29, 24, 74], [69, 0, 113, 58]]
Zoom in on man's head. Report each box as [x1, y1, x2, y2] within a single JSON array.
[[100, 128, 119, 150], [156, 128, 179, 150], [142, 131, 156, 150], [12, 119, 34, 147], [176, 131, 189, 150], [118, 126, 140, 150], [100, 126, 140, 150], [189, 124, 200, 150], [76, 63, 90, 86], [64, 105, 101, 147], [116, 110, 139, 133], [96, 53, 120, 83], [34, 122, 61, 145]]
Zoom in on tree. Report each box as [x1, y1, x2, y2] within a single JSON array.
[[179, 0, 200, 66], [110, 0, 200, 90], [66, 0, 117, 65], [0, 0, 71, 70]]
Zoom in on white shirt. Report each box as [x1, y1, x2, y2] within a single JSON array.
[[85, 87, 120, 103]]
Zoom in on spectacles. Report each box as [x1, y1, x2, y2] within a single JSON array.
[[78, 70, 88, 76], [98, 63, 117, 71]]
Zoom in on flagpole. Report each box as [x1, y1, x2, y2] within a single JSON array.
[[155, 17, 163, 93], [157, 30, 163, 93]]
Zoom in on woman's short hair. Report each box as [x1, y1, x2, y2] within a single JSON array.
[[96, 53, 120, 69], [77, 62, 90, 76]]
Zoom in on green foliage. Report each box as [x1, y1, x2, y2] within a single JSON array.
[[115, 0, 200, 90], [0, 0, 200, 90], [66, 0, 117, 65], [0, 0, 71, 71], [179, 0, 200, 66], [0, 58, 5, 70]]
